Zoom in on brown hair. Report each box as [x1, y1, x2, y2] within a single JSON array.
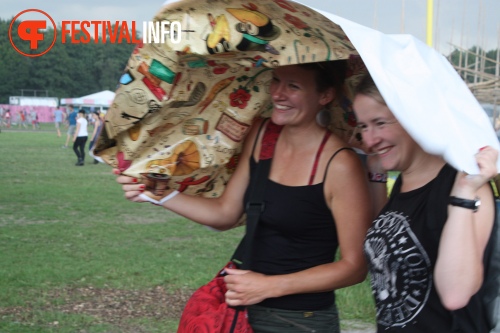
[[297, 60, 347, 94], [354, 73, 386, 105]]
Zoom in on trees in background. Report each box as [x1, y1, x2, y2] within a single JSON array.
[[448, 46, 499, 105], [448, 46, 499, 83], [2, 18, 498, 105], [1, 19, 135, 103]]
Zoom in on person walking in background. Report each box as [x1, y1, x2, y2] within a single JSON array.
[[73, 110, 88, 166], [64, 105, 77, 148], [353, 74, 498, 332], [24, 109, 30, 128], [0, 106, 5, 128], [53, 106, 65, 137], [88, 111, 102, 164], [25, 109, 32, 128], [18, 110, 27, 129], [0, 106, 4, 126], [5, 109, 11, 128], [30, 109, 38, 130]]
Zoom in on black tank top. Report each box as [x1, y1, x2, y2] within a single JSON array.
[[365, 164, 492, 332], [242, 123, 347, 311]]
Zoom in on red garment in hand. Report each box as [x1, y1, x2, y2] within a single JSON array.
[[177, 262, 253, 333]]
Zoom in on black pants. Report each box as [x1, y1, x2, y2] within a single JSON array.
[[73, 136, 88, 160], [247, 303, 339, 333]]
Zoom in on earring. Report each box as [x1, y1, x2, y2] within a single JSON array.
[[316, 108, 330, 127]]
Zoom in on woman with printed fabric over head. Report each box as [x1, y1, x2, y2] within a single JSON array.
[[115, 61, 383, 332], [353, 73, 498, 333]]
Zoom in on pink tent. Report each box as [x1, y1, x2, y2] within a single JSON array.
[[0, 105, 56, 123]]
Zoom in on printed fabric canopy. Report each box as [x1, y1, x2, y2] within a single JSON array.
[[94, 0, 364, 200], [94, 0, 499, 202]]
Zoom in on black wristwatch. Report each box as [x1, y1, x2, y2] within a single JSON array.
[[449, 196, 481, 212]]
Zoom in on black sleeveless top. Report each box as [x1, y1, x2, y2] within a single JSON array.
[[242, 128, 347, 310], [365, 164, 492, 332]]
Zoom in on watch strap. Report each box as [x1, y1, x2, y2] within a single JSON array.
[[449, 196, 480, 212]]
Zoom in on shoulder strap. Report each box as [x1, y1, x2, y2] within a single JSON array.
[[259, 120, 283, 160], [250, 118, 269, 157], [309, 131, 331, 185], [321, 147, 354, 183], [233, 119, 280, 270]]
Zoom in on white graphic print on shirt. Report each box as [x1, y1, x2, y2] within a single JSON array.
[[364, 211, 432, 328]]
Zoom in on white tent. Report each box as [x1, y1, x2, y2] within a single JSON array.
[[60, 90, 115, 112]]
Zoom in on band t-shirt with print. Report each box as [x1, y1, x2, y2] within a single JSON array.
[[364, 165, 457, 332]]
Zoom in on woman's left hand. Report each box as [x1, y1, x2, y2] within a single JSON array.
[[475, 146, 498, 180], [224, 268, 271, 306], [456, 146, 499, 196]]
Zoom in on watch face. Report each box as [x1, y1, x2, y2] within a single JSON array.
[[471, 197, 481, 212]]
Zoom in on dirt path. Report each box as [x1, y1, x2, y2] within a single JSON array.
[[342, 320, 376, 333], [0, 286, 377, 332]]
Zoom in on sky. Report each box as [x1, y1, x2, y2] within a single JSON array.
[[3, 0, 499, 55]]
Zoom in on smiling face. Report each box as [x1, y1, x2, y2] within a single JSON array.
[[353, 93, 419, 172], [269, 65, 334, 127]]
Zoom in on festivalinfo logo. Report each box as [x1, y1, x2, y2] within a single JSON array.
[[9, 9, 184, 57]]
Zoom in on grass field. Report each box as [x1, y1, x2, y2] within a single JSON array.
[[0, 124, 375, 332]]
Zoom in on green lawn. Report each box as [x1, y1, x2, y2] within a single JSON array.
[[0, 125, 375, 332]]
